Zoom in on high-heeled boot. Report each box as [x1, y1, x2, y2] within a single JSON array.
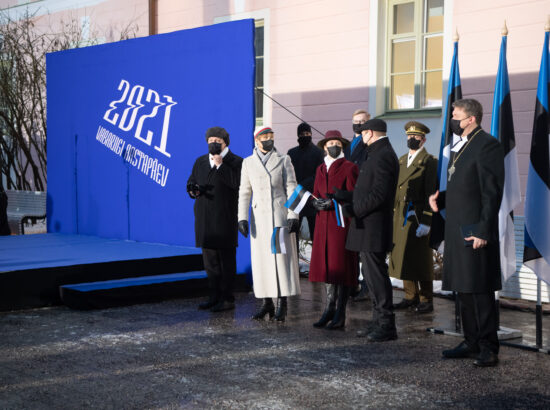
[[326, 286, 350, 330], [252, 298, 275, 320], [273, 297, 287, 322], [313, 284, 337, 328]]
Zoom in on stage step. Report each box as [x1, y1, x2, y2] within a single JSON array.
[[60, 271, 209, 310]]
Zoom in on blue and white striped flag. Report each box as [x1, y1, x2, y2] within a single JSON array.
[[284, 184, 312, 214], [271, 226, 287, 254], [403, 201, 417, 227], [332, 199, 345, 228]]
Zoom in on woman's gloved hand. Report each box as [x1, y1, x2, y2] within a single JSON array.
[[332, 187, 353, 203], [312, 198, 334, 211], [287, 218, 300, 234], [238, 220, 249, 238]]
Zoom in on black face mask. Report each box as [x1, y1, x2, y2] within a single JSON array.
[[298, 136, 312, 147], [407, 138, 422, 150], [450, 118, 465, 136], [260, 140, 274, 152], [352, 124, 363, 135], [327, 145, 342, 159], [208, 142, 222, 155]]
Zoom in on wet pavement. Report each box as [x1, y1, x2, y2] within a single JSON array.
[[1, 279, 549, 409]]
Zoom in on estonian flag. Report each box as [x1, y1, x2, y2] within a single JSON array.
[[284, 184, 312, 214], [332, 199, 345, 228], [524, 30, 550, 285], [491, 33, 521, 282], [403, 201, 417, 227], [430, 39, 462, 251], [271, 226, 287, 254]]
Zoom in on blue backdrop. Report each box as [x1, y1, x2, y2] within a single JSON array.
[[47, 19, 255, 274]]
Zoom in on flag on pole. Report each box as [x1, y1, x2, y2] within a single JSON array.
[[271, 226, 287, 254], [524, 29, 550, 285], [430, 38, 462, 250], [284, 184, 312, 214], [491, 33, 521, 282], [332, 199, 345, 228]]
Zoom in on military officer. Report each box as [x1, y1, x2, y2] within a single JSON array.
[[390, 121, 438, 313]]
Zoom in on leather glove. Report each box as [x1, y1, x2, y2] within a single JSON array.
[[342, 203, 355, 218], [187, 183, 200, 199], [287, 218, 300, 234], [416, 223, 431, 238], [312, 198, 334, 211], [332, 187, 353, 203], [238, 220, 249, 238]]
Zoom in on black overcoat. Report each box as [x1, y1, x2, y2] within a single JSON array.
[[344, 136, 368, 168], [187, 150, 243, 249], [440, 127, 504, 293], [346, 138, 399, 253], [287, 143, 324, 217]]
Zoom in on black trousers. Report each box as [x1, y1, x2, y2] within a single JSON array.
[[360, 251, 394, 325], [459, 292, 499, 354], [202, 248, 236, 303]]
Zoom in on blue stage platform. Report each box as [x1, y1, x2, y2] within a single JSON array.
[[0, 233, 206, 311]]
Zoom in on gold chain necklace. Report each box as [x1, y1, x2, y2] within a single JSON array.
[[447, 128, 482, 182]]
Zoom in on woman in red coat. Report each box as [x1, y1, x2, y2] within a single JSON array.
[[309, 130, 359, 329]]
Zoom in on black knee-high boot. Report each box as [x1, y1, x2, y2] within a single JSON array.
[[252, 298, 275, 320], [326, 286, 350, 330], [273, 297, 287, 322], [313, 284, 337, 328]]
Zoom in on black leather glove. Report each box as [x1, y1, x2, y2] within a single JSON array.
[[342, 203, 355, 218], [312, 198, 334, 211], [287, 218, 300, 234], [187, 183, 200, 199], [238, 220, 249, 238], [333, 187, 353, 203]]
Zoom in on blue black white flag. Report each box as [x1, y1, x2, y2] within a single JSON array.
[[430, 40, 462, 250], [403, 201, 418, 227], [332, 199, 345, 228], [284, 184, 312, 214], [491, 34, 522, 282], [524, 30, 550, 285], [271, 226, 287, 254]]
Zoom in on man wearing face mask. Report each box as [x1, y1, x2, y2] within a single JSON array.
[[187, 126, 243, 312], [339, 118, 399, 342], [429, 99, 504, 367], [389, 121, 438, 314], [287, 122, 324, 276], [238, 126, 301, 322]]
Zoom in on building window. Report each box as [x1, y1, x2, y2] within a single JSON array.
[[254, 19, 264, 126], [387, 0, 444, 111]]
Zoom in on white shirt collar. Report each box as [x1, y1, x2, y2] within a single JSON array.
[[209, 146, 229, 168], [324, 152, 345, 171], [407, 146, 425, 168]]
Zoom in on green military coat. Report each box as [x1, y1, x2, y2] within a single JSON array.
[[389, 148, 438, 281]]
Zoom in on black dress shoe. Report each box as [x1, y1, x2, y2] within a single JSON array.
[[252, 298, 275, 320], [210, 300, 235, 312], [198, 300, 217, 310], [273, 297, 287, 322], [367, 324, 398, 342], [356, 321, 378, 337], [313, 308, 335, 328], [392, 297, 419, 310], [473, 350, 499, 367], [414, 301, 433, 313], [442, 341, 480, 359]]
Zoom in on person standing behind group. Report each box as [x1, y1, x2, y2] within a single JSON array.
[[429, 99, 504, 367], [187, 127, 243, 312], [238, 126, 301, 322], [309, 130, 359, 330], [390, 121, 438, 314], [339, 119, 399, 342], [287, 122, 324, 276]]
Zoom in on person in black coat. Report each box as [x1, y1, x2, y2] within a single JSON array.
[[187, 127, 243, 312], [337, 118, 399, 342], [429, 99, 504, 367], [287, 122, 324, 275], [344, 109, 371, 300], [0, 159, 10, 236]]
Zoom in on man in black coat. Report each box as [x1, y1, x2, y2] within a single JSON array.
[[0, 158, 10, 236], [287, 122, 324, 275], [338, 118, 399, 342], [429, 99, 504, 367], [187, 127, 243, 312]]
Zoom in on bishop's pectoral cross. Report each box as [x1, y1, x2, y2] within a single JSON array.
[[448, 165, 456, 182]]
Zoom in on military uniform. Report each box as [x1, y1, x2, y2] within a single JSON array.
[[389, 122, 437, 312]]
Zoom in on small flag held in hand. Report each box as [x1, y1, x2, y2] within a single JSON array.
[[332, 199, 345, 228], [271, 227, 287, 254], [403, 201, 419, 227], [284, 184, 312, 214]]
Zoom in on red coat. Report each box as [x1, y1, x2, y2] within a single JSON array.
[[309, 157, 359, 286]]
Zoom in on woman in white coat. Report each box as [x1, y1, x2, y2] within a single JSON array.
[[238, 126, 301, 322]]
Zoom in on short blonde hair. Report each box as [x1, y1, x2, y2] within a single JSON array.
[[352, 109, 371, 120]]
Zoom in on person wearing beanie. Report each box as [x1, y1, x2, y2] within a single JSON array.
[[309, 130, 359, 330], [238, 126, 301, 322], [187, 126, 243, 312], [390, 121, 438, 314], [287, 122, 324, 276], [337, 118, 400, 342]]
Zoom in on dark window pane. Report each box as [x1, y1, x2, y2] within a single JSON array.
[[254, 25, 264, 57], [255, 58, 264, 88], [255, 89, 263, 118]]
